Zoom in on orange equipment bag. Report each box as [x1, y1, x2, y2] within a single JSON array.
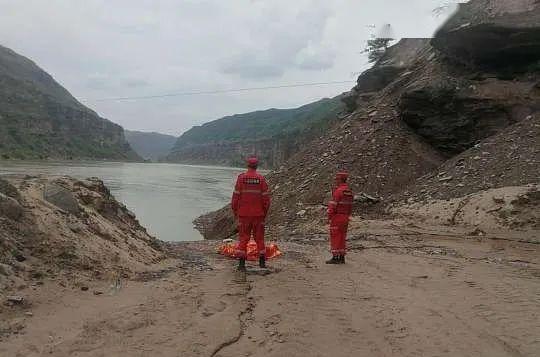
[[218, 241, 282, 261]]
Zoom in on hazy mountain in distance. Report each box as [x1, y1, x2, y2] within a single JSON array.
[[124, 130, 178, 161], [0, 44, 140, 161]]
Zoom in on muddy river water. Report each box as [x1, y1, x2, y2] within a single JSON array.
[[0, 161, 241, 241]]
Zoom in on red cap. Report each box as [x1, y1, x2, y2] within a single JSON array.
[[247, 156, 259, 166], [335, 172, 349, 181]]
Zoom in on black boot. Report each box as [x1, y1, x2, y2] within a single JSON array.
[[238, 258, 246, 272], [259, 255, 266, 268], [325, 255, 340, 264], [339, 255, 346, 264]]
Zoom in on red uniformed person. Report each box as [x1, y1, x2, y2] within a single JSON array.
[[231, 156, 271, 271], [326, 172, 353, 264]]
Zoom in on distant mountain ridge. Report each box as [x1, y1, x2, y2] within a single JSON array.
[[124, 130, 177, 161], [0, 45, 140, 160], [166, 96, 344, 168]]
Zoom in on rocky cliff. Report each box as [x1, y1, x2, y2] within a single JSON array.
[[166, 97, 344, 168], [432, 0, 540, 72], [0, 45, 140, 160], [196, 0, 540, 240]]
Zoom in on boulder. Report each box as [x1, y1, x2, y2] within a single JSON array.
[[6, 295, 24, 304], [0, 192, 23, 220], [356, 66, 405, 94], [432, 0, 540, 72], [0, 177, 21, 201], [354, 192, 380, 204], [194, 205, 237, 240], [44, 183, 80, 214]]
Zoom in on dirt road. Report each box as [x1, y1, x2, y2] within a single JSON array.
[[1, 223, 540, 357]]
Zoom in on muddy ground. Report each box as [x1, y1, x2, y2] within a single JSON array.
[[1, 220, 539, 357]]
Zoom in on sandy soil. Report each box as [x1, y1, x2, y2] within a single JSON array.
[[1, 220, 539, 357]]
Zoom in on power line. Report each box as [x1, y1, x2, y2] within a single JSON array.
[[85, 80, 355, 102]]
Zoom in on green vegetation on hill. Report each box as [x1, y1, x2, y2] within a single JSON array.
[[174, 97, 343, 146], [0, 45, 140, 161], [167, 96, 345, 168]]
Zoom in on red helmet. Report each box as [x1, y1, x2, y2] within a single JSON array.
[[247, 156, 259, 166], [335, 172, 349, 181]]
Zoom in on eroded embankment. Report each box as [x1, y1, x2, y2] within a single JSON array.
[[0, 175, 164, 294]]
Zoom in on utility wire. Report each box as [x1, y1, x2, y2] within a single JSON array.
[[85, 80, 355, 102]]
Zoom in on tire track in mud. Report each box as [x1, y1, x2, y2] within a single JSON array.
[[467, 276, 540, 355]]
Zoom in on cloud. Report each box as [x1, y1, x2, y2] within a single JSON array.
[[218, 0, 335, 79], [221, 55, 285, 79], [124, 78, 150, 88], [0, 0, 456, 134], [85, 72, 111, 90], [295, 43, 336, 71]]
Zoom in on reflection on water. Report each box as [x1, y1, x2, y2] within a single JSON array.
[[0, 161, 242, 241]]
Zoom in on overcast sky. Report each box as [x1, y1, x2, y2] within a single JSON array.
[[0, 0, 462, 135]]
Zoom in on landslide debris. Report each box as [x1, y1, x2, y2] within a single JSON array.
[[197, 0, 540, 240], [393, 114, 540, 204]]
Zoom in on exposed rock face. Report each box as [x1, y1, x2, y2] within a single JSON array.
[[432, 0, 540, 71], [399, 79, 539, 155], [0, 45, 140, 160], [342, 38, 430, 112], [194, 205, 236, 240]]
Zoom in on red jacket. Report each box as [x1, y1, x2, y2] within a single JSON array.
[[328, 183, 353, 218], [231, 168, 271, 217]]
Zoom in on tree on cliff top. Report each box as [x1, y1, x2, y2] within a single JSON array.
[[366, 37, 393, 63], [364, 24, 395, 63]]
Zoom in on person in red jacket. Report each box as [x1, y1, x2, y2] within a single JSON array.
[[231, 156, 271, 271], [326, 172, 353, 264]]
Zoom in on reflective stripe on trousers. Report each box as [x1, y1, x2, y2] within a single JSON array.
[[329, 214, 349, 255], [237, 216, 266, 257]]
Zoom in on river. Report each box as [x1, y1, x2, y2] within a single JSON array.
[[0, 161, 241, 241]]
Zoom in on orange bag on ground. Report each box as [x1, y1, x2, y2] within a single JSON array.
[[218, 241, 282, 261]]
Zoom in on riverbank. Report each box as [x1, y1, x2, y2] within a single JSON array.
[[1, 175, 539, 355], [0, 175, 165, 295], [2, 217, 540, 356], [0, 161, 240, 241]]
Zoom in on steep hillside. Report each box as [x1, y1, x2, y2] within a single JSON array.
[[393, 114, 540, 204], [196, 0, 540, 240], [166, 96, 344, 168], [124, 130, 177, 161], [0, 45, 140, 161]]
